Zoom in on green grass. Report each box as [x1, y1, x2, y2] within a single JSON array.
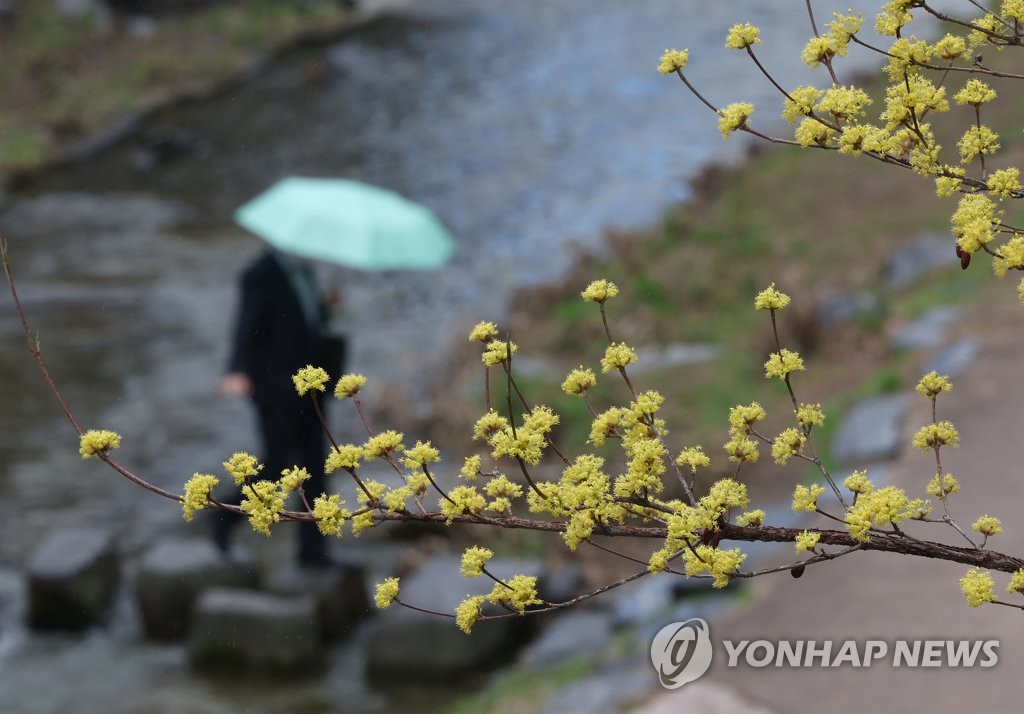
[[451, 656, 595, 714]]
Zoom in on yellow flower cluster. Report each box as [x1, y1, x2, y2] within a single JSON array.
[[658, 48, 690, 75], [487, 574, 542, 613], [325, 444, 363, 474], [927, 472, 960, 498], [683, 545, 746, 588], [79, 429, 122, 459], [561, 366, 597, 396], [782, 87, 822, 124], [844, 486, 924, 541], [240, 480, 285, 536], [911, 421, 960, 452], [279, 466, 310, 493], [468, 321, 498, 343], [460, 455, 482, 481], [958, 125, 1000, 164], [313, 493, 350, 536], [616, 438, 669, 498], [960, 568, 994, 608], [728, 402, 766, 435], [403, 440, 441, 469], [753, 283, 790, 311], [795, 403, 825, 430], [181, 473, 219, 522], [440, 485, 486, 523], [972, 515, 1002, 537], [954, 79, 997, 107], [725, 23, 760, 50], [223, 451, 262, 485], [719, 102, 754, 139], [724, 435, 759, 463], [292, 365, 329, 396], [482, 339, 518, 366], [792, 484, 825, 514], [364, 430, 405, 460], [951, 193, 998, 254], [334, 373, 367, 399], [843, 470, 874, 495], [1008, 569, 1024, 594], [988, 168, 1021, 200], [795, 530, 820, 553], [915, 371, 952, 398], [771, 428, 806, 465], [764, 349, 805, 380], [490, 425, 546, 466], [735, 509, 765, 527], [933, 33, 966, 59], [580, 279, 619, 303], [818, 86, 872, 120], [455, 595, 485, 634], [484, 474, 523, 514], [460, 546, 493, 577], [600, 342, 638, 373], [374, 577, 400, 608], [675, 446, 710, 474]]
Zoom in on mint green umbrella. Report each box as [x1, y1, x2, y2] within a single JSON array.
[[234, 177, 455, 270]]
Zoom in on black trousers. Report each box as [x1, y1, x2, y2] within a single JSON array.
[[213, 398, 329, 563]]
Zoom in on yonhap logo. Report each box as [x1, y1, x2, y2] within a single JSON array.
[[650, 618, 714, 688]]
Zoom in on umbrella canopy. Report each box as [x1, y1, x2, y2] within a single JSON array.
[[234, 177, 455, 270]]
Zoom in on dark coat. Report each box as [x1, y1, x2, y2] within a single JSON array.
[[227, 251, 325, 407]]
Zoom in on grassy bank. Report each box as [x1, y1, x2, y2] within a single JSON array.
[[0, 0, 354, 175]]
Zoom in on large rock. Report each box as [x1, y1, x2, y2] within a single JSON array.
[[520, 611, 613, 667], [135, 538, 259, 640], [28, 527, 119, 631], [266, 556, 371, 641], [364, 555, 541, 679], [830, 395, 910, 465], [890, 306, 962, 351], [188, 588, 322, 677]]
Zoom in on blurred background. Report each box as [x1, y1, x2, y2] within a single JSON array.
[[0, 1, 1015, 713]]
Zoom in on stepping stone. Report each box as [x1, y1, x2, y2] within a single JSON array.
[[364, 555, 541, 679], [890, 307, 962, 351], [925, 338, 979, 379], [266, 556, 371, 641], [135, 538, 259, 640], [27, 527, 119, 631], [830, 395, 910, 465], [188, 588, 322, 678], [521, 611, 613, 667]]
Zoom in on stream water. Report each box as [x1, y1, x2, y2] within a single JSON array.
[[0, 2, 956, 711]]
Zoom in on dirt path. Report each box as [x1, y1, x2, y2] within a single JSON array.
[[634, 301, 1024, 713]]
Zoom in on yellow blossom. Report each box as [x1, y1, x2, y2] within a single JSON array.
[[960, 568, 994, 607], [973, 515, 1002, 537], [783, 86, 823, 123], [182, 473, 219, 522], [473, 410, 509, 441], [484, 474, 523, 502], [79, 429, 122, 459], [736, 509, 765, 527], [801, 35, 837, 67], [724, 436, 759, 463], [648, 547, 672, 575], [725, 23, 760, 50], [771, 428, 806, 465], [440, 485, 486, 523], [313, 493, 349, 536], [364, 430, 405, 460], [351, 511, 375, 537], [951, 193, 998, 253], [927, 472, 960, 498], [764, 349, 805, 380], [795, 117, 834, 147], [958, 125, 1000, 164], [482, 339, 518, 366], [581, 279, 619, 303], [728, 402, 766, 437], [795, 530, 820, 553], [792, 484, 826, 513], [844, 470, 874, 495], [675, 446, 711, 473], [955, 79, 997, 107], [912, 421, 960, 452], [240, 480, 285, 536], [1005, 0, 1024, 21], [1008, 569, 1024, 594], [461, 546, 494, 577], [374, 577, 400, 608], [658, 48, 690, 75], [844, 486, 912, 541], [292, 365, 329, 396], [719, 102, 754, 139], [600, 342, 638, 373], [460, 455, 482, 481], [403, 440, 441, 469], [817, 86, 872, 120], [934, 33, 966, 59], [223, 451, 262, 485], [561, 366, 597, 396], [455, 595, 485, 634], [795, 403, 825, 429], [279, 466, 310, 494], [325, 444, 364, 474], [334, 373, 367, 399], [683, 545, 746, 588], [468, 321, 499, 343], [916, 371, 952, 398], [486, 574, 542, 612], [987, 168, 1021, 199], [754, 283, 790, 311]]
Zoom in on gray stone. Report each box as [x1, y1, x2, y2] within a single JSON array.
[[610, 571, 706, 627], [890, 306, 962, 350], [521, 611, 613, 667], [28, 527, 119, 631], [188, 588, 322, 678], [364, 555, 541, 679], [542, 660, 653, 714], [830, 395, 910, 465], [135, 538, 259, 640], [925, 338, 979, 379], [883, 234, 955, 290], [539, 562, 586, 604], [266, 557, 371, 641], [633, 343, 719, 373], [816, 291, 881, 327]]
